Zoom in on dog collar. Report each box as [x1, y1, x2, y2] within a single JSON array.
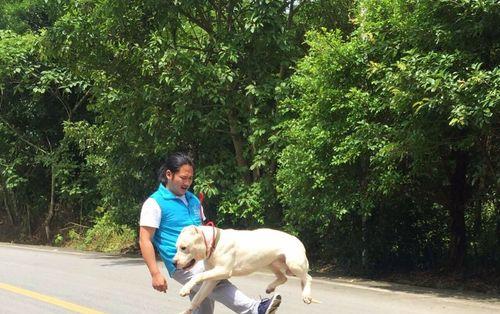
[[198, 225, 220, 259]]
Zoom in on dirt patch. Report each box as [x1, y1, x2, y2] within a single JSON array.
[[0, 216, 23, 243], [0, 213, 48, 244]]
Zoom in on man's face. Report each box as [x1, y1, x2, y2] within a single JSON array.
[[166, 164, 194, 196]]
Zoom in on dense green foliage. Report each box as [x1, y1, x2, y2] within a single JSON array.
[[277, 0, 499, 272], [0, 0, 498, 274]]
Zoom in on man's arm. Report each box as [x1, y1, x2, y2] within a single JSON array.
[[139, 226, 168, 292]]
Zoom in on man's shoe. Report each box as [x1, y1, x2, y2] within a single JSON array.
[[258, 294, 281, 314]]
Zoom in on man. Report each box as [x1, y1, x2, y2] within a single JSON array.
[[139, 152, 281, 314]]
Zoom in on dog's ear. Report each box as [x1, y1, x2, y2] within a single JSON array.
[[181, 225, 195, 233], [188, 225, 198, 235]]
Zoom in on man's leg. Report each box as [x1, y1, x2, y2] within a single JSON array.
[[173, 262, 260, 314], [211, 279, 259, 314]]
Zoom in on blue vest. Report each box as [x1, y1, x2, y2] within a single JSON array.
[[150, 184, 202, 276]]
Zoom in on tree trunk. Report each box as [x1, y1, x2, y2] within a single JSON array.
[[10, 190, 19, 224], [447, 151, 469, 272], [361, 214, 367, 269], [227, 109, 252, 183], [0, 185, 15, 225], [359, 156, 369, 270], [352, 212, 365, 271], [495, 200, 500, 272], [472, 200, 482, 261], [43, 165, 56, 243], [26, 206, 31, 237], [251, 143, 261, 181], [472, 176, 485, 263]]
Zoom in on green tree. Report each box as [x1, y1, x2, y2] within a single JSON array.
[[0, 28, 94, 242], [0, 0, 65, 33], [277, 0, 499, 272], [43, 0, 355, 227]]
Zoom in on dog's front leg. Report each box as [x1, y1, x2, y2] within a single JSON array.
[[177, 280, 218, 314], [179, 267, 232, 314], [179, 266, 231, 297], [182, 280, 218, 314]]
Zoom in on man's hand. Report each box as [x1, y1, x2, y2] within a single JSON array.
[[152, 272, 168, 292], [139, 226, 167, 293]]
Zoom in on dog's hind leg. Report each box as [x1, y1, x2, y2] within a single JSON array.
[[300, 273, 313, 304], [285, 258, 313, 304], [266, 259, 288, 294]]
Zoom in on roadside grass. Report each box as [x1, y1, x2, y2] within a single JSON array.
[[56, 213, 136, 253]]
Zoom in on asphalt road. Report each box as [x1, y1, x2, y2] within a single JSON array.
[[0, 243, 499, 314]]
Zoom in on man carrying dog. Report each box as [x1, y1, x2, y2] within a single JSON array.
[[139, 152, 281, 314]]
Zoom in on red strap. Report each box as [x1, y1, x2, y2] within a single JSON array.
[[198, 192, 215, 226], [198, 192, 205, 203]]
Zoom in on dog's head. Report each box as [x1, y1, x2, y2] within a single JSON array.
[[173, 225, 206, 270]]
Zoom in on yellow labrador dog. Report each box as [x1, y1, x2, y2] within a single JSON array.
[[173, 225, 316, 314]]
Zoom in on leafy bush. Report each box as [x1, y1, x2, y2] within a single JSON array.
[[74, 212, 137, 253]]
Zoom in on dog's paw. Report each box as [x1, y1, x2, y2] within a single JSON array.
[[179, 285, 191, 297], [302, 296, 312, 304], [265, 286, 275, 294]]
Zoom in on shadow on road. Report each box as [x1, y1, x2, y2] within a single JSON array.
[[368, 281, 500, 303], [314, 274, 500, 304], [85, 253, 146, 267]]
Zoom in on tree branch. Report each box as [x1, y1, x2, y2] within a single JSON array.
[[50, 88, 71, 119], [175, 6, 214, 36], [70, 88, 92, 120], [0, 114, 48, 154]]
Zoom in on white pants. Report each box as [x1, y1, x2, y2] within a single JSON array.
[[173, 261, 259, 314]]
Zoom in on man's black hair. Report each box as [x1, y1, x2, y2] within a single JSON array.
[[158, 152, 194, 185]]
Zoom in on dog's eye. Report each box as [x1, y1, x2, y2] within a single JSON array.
[[180, 246, 186, 251]]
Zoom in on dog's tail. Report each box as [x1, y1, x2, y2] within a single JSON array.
[[303, 296, 322, 304]]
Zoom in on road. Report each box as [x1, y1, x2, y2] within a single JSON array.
[[0, 243, 499, 314]]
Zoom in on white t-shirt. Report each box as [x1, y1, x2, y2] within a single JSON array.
[[139, 195, 204, 228], [139, 198, 162, 228]]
